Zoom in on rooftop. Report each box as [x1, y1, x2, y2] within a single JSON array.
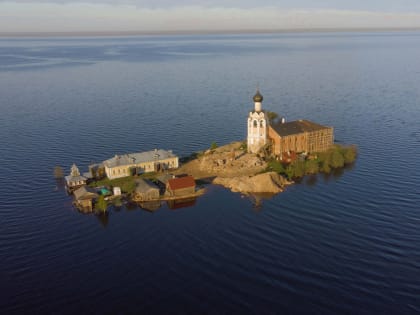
[[135, 178, 159, 193], [167, 176, 195, 190], [270, 119, 331, 137], [65, 175, 87, 182], [74, 186, 98, 200], [103, 149, 177, 168]]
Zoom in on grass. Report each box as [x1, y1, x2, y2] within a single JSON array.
[[89, 176, 136, 194]]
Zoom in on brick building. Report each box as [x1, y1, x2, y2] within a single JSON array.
[[247, 89, 334, 157]]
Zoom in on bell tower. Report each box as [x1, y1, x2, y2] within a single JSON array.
[[247, 89, 268, 154]]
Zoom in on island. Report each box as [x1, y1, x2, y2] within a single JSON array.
[[59, 89, 357, 213]]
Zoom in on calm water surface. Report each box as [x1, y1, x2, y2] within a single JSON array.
[[0, 32, 419, 314]]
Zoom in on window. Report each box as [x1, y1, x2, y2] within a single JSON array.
[[253, 120, 258, 127]]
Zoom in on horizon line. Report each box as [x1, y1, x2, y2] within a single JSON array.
[[1, 27, 420, 38]]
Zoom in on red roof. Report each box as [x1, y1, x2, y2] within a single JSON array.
[[167, 176, 195, 190]]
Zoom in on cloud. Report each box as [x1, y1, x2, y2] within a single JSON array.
[[1, 3, 420, 33], [1, 0, 420, 11]]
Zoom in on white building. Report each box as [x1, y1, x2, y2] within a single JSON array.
[[113, 187, 121, 196], [65, 164, 87, 191], [247, 89, 269, 154], [103, 149, 179, 180]]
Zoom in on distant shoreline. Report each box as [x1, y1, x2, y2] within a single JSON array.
[[1, 27, 420, 38]]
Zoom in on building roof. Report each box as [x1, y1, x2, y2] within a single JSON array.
[[74, 186, 98, 200], [65, 175, 87, 183], [135, 178, 159, 193], [270, 119, 331, 137], [103, 149, 177, 168], [157, 174, 175, 184], [167, 176, 195, 191]]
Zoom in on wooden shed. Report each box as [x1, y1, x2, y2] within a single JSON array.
[[166, 176, 196, 197], [73, 186, 99, 212], [132, 179, 160, 202]]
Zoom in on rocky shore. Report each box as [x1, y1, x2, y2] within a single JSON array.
[[213, 172, 292, 194], [174, 141, 292, 194]]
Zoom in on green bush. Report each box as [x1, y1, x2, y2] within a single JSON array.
[[293, 161, 306, 178], [210, 142, 218, 150], [267, 160, 285, 174], [305, 160, 319, 174], [89, 176, 136, 194], [343, 146, 357, 164], [285, 164, 295, 179], [330, 150, 345, 168], [95, 195, 107, 212], [321, 162, 331, 174]]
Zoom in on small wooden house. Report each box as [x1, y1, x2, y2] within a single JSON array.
[[166, 176, 196, 197], [73, 186, 99, 212], [132, 179, 160, 202], [65, 164, 87, 192]]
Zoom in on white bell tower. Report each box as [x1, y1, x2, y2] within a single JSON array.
[[247, 89, 268, 154]]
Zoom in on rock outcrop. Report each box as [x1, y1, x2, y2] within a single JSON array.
[[213, 172, 292, 194], [175, 141, 267, 179]]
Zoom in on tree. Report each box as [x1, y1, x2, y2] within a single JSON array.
[[95, 195, 107, 213], [53, 166, 64, 178], [267, 111, 279, 124], [268, 160, 285, 174], [305, 160, 319, 174], [343, 146, 357, 164], [285, 164, 295, 179], [321, 162, 331, 174], [293, 161, 306, 178], [330, 151, 345, 168]]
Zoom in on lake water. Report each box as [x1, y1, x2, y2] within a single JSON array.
[[0, 32, 419, 314]]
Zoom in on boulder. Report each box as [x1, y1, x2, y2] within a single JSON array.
[[213, 172, 291, 194]]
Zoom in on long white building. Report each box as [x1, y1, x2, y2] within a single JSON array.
[[103, 149, 179, 180]]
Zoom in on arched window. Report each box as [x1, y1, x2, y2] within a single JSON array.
[[253, 120, 258, 127], [260, 120, 264, 128]]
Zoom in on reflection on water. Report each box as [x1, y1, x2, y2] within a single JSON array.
[[249, 193, 276, 210], [167, 197, 197, 210], [96, 212, 109, 228], [138, 200, 162, 212]]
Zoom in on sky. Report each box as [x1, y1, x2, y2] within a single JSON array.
[[1, 1, 420, 33]]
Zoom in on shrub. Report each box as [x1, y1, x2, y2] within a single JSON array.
[[210, 142, 218, 150], [321, 161, 331, 174], [285, 164, 295, 179], [267, 160, 285, 174], [293, 161, 306, 178], [331, 150, 345, 168], [95, 195, 107, 212], [343, 146, 357, 164], [305, 160, 319, 174]]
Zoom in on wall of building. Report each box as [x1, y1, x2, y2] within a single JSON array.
[[105, 156, 179, 180], [133, 189, 159, 201], [268, 126, 334, 157], [280, 134, 308, 154], [167, 186, 195, 197], [77, 199, 93, 212], [247, 111, 267, 154], [268, 126, 281, 156], [307, 128, 334, 152]]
